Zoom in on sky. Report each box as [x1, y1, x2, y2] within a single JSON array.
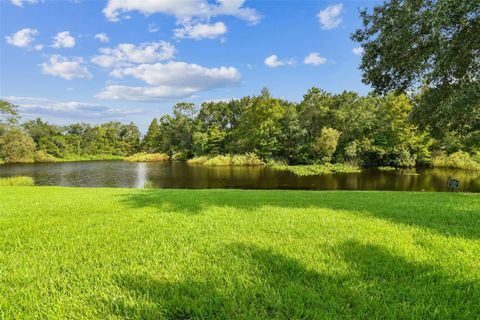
[[0, 0, 380, 131]]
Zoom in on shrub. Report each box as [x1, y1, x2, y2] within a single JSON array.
[[171, 151, 188, 161], [0, 128, 35, 163], [433, 151, 480, 170], [474, 151, 480, 163], [0, 176, 35, 186], [34, 150, 58, 163], [125, 153, 169, 162]]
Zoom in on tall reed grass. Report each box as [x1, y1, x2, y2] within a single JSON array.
[[125, 153, 170, 162], [187, 153, 264, 166]]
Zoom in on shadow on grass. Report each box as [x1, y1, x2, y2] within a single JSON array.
[[118, 189, 480, 239], [100, 241, 478, 319]]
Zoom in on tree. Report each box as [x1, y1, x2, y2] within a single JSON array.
[[142, 119, 160, 153], [298, 88, 334, 141], [313, 127, 341, 163], [22, 119, 67, 157], [352, 0, 480, 137], [0, 100, 19, 133], [278, 102, 308, 164], [234, 91, 285, 159], [0, 128, 36, 163], [119, 122, 141, 155], [369, 94, 432, 167], [207, 125, 226, 155]]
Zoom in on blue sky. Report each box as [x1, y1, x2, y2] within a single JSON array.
[[0, 0, 379, 131]]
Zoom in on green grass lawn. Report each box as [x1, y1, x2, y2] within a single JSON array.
[[1, 187, 479, 319]]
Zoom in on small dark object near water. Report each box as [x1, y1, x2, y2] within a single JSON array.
[[448, 178, 460, 191]]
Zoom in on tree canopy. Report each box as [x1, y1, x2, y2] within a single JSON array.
[[352, 0, 479, 139]]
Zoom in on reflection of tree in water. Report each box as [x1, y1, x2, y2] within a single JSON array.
[[1, 162, 479, 191]]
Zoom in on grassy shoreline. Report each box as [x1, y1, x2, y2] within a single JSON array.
[[2, 151, 480, 174], [1, 187, 479, 319]]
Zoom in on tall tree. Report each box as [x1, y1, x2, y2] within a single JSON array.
[[234, 91, 285, 159], [142, 119, 160, 153], [352, 0, 480, 138]]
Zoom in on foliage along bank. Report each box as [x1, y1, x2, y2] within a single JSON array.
[[0, 88, 479, 169]]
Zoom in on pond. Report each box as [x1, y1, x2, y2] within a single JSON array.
[[1, 161, 479, 192]]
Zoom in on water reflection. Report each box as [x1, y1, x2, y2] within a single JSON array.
[[0, 161, 478, 192]]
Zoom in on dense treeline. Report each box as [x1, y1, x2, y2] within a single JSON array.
[[0, 100, 140, 163], [1, 88, 478, 168]]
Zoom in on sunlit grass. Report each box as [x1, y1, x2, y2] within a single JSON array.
[[378, 166, 398, 171], [0, 187, 479, 319], [187, 153, 264, 166], [125, 153, 170, 162], [273, 163, 361, 176], [33, 151, 125, 163], [0, 176, 35, 186]]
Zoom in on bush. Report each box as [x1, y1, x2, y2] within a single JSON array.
[[187, 153, 264, 166], [474, 151, 480, 163], [125, 153, 169, 162], [0, 176, 35, 186], [273, 163, 361, 176], [433, 151, 480, 170], [34, 150, 58, 163], [171, 151, 188, 161], [0, 128, 35, 163]]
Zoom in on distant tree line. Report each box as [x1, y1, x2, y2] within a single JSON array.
[[1, 87, 477, 167]]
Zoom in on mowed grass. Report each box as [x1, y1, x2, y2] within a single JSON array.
[[1, 188, 479, 319]]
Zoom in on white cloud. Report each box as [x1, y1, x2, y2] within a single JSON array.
[[264, 54, 295, 68], [91, 41, 175, 68], [174, 22, 227, 39], [317, 3, 343, 30], [3, 96, 141, 121], [103, 0, 261, 24], [94, 33, 109, 43], [40, 55, 92, 80], [114, 61, 240, 86], [52, 31, 76, 48], [148, 23, 159, 33], [9, 0, 37, 7], [5, 28, 38, 48], [352, 46, 364, 56], [96, 85, 200, 101], [34, 44, 43, 50], [304, 52, 327, 66], [97, 61, 241, 101]]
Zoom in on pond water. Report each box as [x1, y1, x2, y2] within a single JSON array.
[[1, 161, 479, 192]]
